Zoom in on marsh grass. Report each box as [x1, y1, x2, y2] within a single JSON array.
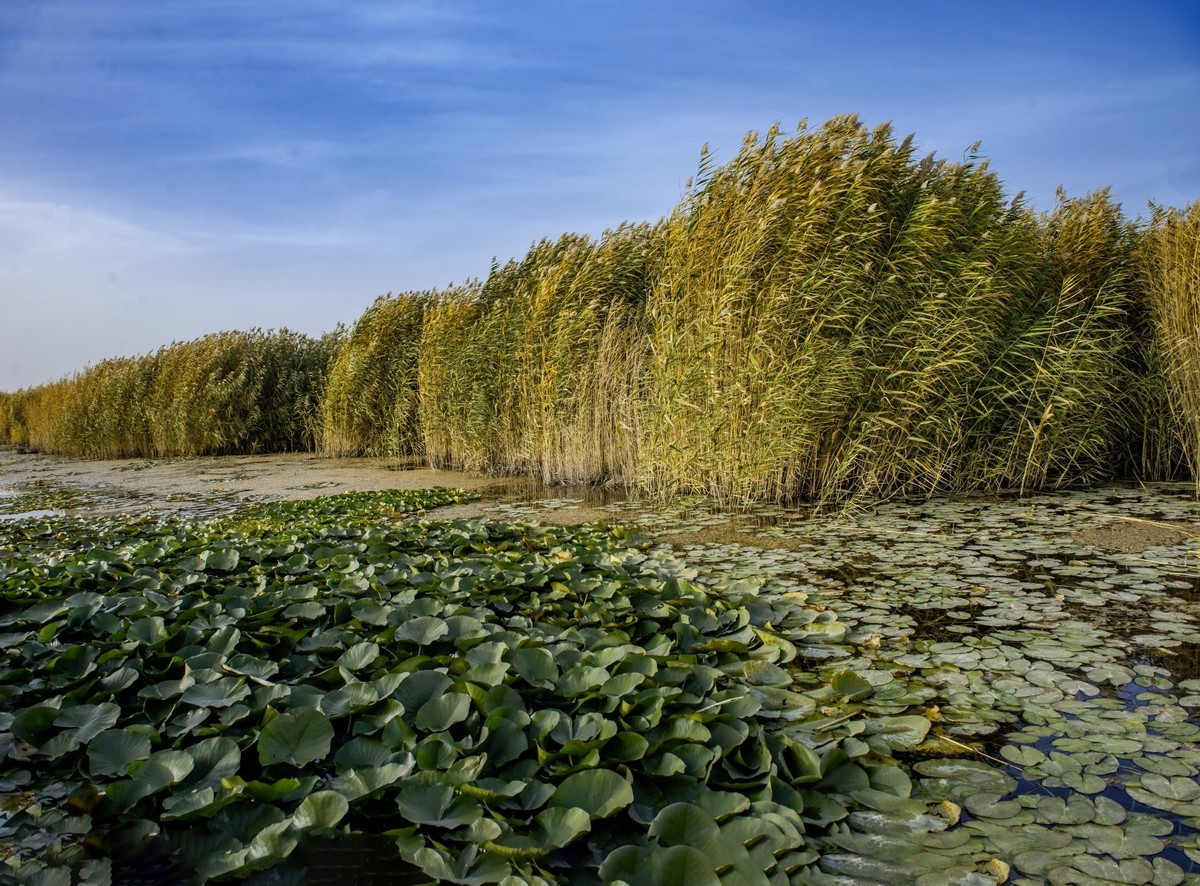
[[4, 330, 334, 458], [640, 118, 1130, 504], [318, 292, 429, 457], [420, 224, 660, 483], [0, 390, 31, 447], [1144, 202, 1200, 490], [3, 116, 1196, 503], [961, 189, 1143, 493]]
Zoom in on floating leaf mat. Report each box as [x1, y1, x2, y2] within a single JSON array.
[[3, 485, 1200, 883], [0, 488, 936, 884]]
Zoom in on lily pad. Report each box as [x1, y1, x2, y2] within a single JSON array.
[[549, 769, 634, 820], [258, 709, 334, 768]]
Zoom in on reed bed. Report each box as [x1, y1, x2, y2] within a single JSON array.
[[0, 391, 30, 447], [4, 115, 1197, 502], [4, 329, 334, 458], [1144, 202, 1200, 489], [420, 224, 660, 483], [639, 119, 1177, 504], [318, 292, 429, 457], [643, 118, 1047, 502], [960, 190, 1142, 493]]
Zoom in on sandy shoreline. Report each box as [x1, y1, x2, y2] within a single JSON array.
[[0, 447, 523, 510]]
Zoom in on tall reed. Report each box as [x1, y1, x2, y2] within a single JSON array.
[[420, 224, 659, 483], [318, 292, 429, 458], [1143, 202, 1200, 489], [4, 114, 1194, 504], [961, 190, 1141, 493], [6, 329, 334, 458], [642, 118, 1038, 503], [0, 391, 31, 446]]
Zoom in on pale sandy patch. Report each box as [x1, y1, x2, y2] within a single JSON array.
[[1075, 516, 1200, 553], [0, 447, 523, 507]]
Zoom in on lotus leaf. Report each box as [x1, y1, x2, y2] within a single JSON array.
[[292, 790, 350, 830], [87, 729, 152, 778], [258, 708, 334, 767], [549, 769, 633, 819]]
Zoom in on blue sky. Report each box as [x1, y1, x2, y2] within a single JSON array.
[[2, 0, 1197, 390]]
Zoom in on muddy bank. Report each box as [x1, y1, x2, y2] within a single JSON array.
[[0, 447, 524, 512], [2, 446, 1199, 555]]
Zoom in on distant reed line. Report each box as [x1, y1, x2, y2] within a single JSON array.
[[3, 116, 1197, 501], [0, 329, 337, 459]]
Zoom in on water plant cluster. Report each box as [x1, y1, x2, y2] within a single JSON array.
[[484, 484, 1200, 882], [2, 116, 1198, 504], [1, 487, 1000, 884]]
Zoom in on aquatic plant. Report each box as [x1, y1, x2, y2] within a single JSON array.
[[4, 329, 337, 458], [0, 490, 943, 883], [1144, 201, 1200, 492], [417, 118, 1168, 504], [0, 390, 32, 447], [642, 117, 1052, 503], [420, 224, 659, 484], [319, 292, 430, 458], [2, 114, 1198, 505], [494, 485, 1200, 882], [962, 189, 1143, 493]]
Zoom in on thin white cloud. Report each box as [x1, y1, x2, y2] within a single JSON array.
[[0, 197, 188, 262], [2, 0, 509, 79]]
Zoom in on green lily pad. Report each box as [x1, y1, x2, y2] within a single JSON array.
[[1140, 773, 1200, 802], [396, 782, 481, 828], [533, 806, 592, 850], [414, 692, 472, 732], [1036, 794, 1095, 825], [54, 703, 121, 743], [549, 769, 634, 819], [258, 709, 333, 768], [88, 729, 152, 778], [861, 715, 931, 750], [394, 616, 449, 646], [1074, 823, 1163, 859], [292, 790, 350, 830], [913, 759, 1017, 796], [962, 792, 1021, 820]]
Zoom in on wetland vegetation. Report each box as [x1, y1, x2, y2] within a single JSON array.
[[1, 472, 1199, 883], [1, 114, 1199, 882], [1, 116, 1198, 504]]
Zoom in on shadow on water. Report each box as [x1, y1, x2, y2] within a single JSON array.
[[477, 477, 633, 508], [382, 457, 427, 473], [289, 834, 429, 885], [110, 839, 192, 885], [111, 835, 429, 886], [1165, 571, 1200, 604], [1139, 641, 1200, 685]]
